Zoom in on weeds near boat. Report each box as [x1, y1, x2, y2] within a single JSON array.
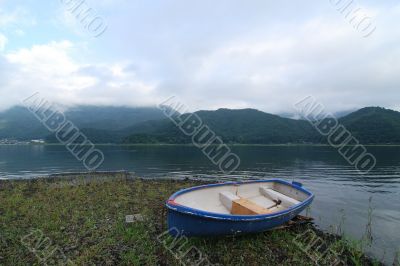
[[293, 229, 344, 265], [337, 208, 346, 236], [294, 95, 376, 174], [159, 96, 240, 174], [22, 92, 104, 171], [363, 196, 374, 245], [394, 250, 400, 266], [342, 197, 377, 265], [293, 224, 379, 266], [293, 198, 382, 266]]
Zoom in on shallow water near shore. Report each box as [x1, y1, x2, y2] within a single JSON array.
[[1, 144, 399, 264]]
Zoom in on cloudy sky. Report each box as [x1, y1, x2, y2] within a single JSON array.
[[0, 0, 399, 113]]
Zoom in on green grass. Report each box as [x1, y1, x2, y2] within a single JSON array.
[[0, 174, 381, 265]]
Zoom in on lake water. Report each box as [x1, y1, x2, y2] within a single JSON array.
[[1, 145, 399, 264]]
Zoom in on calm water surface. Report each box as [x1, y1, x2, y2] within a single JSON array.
[[1, 145, 399, 264]]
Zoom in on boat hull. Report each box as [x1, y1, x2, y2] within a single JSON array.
[[166, 179, 314, 236]]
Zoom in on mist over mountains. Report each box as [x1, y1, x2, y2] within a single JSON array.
[[0, 105, 399, 145]]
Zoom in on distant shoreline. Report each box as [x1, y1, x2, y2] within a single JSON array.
[[1, 143, 400, 147]]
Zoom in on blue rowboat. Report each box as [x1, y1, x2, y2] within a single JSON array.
[[166, 179, 314, 236]]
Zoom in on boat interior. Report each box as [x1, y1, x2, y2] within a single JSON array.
[[173, 182, 310, 215]]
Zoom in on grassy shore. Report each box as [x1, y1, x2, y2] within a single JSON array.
[[0, 173, 382, 265]]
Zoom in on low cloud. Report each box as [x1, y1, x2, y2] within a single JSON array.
[[0, 1, 399, 113], [0, 41, 159, 111]]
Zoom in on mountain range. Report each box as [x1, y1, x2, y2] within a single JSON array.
[[0, 105, 399, 144]]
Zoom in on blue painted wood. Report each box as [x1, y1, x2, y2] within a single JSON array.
[[166, 179, 314, 236]]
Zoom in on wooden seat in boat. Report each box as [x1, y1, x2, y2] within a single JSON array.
[[231, 198, 273, 215], [259, 187, 300, 206], [219, 191, 273, 215]]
